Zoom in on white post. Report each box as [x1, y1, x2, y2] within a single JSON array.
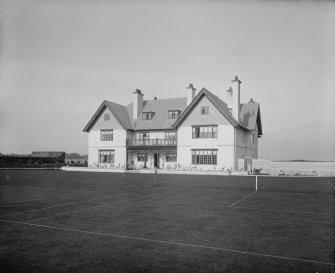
[[255, 175, 258, 191]]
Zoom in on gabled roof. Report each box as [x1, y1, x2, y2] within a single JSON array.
[[83, 88, 261, 134], [83, 100, 133, 132], [240, 101, 263, 136], [127, 97, 187, 130], [172, 88, 249, 131]]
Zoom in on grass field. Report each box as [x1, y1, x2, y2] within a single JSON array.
[[0, 170, 334, 273]]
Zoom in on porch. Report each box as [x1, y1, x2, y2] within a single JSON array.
[[126, 147, 177, 170]]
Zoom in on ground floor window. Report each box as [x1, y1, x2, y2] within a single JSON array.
[[191, 149, 217, 165], [137, 153, 148, 162], [166, 153, 177, 162], [99, 150, 114, 163]]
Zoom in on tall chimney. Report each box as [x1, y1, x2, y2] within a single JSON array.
[[231, 76, 241, 121], [133, 89, 143, 119], [226, 76, 241, 121], [186, 83, 196, 106]]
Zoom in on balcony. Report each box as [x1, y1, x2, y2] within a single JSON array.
[[127, 138, 177, 147]]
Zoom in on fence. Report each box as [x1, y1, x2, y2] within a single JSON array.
[[252, 159, 335, 176]]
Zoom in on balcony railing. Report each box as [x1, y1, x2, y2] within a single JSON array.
[[127, 138, 177, 147]]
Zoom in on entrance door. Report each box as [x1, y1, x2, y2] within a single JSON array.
[[154, 153, 158, 168]]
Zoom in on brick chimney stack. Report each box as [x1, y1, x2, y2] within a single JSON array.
[[186, 83, 196, 106], [133, 89, 143, 119], [226, 76, 241, 121]]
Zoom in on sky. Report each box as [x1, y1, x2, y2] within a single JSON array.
[[0, 0, 334, 161]]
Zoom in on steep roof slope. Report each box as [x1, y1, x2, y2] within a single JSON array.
[[127, 97, 187, 130], [172, 88, 249, 130], [83, 100, 133, 132], [83, 89, 261, 134], [240, 101, 263, 136]]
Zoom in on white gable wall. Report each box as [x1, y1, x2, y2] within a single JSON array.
[[88, 107, 127, 167], [177, 96, 236, 170]]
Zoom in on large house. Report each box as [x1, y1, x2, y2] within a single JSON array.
[[83, 76, 262, 171]]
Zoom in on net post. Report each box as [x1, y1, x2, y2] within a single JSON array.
[[255, 175, 258, 191], [154, 169, 157, 184]]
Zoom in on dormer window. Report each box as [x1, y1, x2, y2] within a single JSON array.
[[168, 110, 180, 119], [142, 112, 155, 120]]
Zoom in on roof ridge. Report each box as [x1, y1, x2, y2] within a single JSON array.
[[104, 100, 127, 108], [144, 97, 186, 102]]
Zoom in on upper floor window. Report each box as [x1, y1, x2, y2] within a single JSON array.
[[142, 112, 155, 120], [165, 132, 176, 145], [138, 132, 149, 139], [168, 110, 180, 119], [104, 113, 110, 121], [100, 130, 113, 141], [200, 106, 209, 115], [165, 132, 176, 139], [192, 125, 218, 139]]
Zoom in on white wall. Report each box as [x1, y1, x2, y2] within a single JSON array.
[[176, 96, 236, 170], [87, 107, 127, 166]]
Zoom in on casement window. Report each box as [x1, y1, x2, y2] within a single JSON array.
[[142, 112, 155, 120], [138, 132, 149, 139], [104, 113, 110, 121], [137, 153, 148, 162], [166, 153, 177, 162], [192, 125, 218, 138], [98, 150, 114, 163], [200, 106, 209, 115], [165, 132, 176, 145], [192, 150, 217, 165], [165, 132, 176, 139], [168, 110, 181, 119], [100, 130, 113, 141]]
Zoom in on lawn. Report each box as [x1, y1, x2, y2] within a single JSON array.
[[0, 170, 334, 273]]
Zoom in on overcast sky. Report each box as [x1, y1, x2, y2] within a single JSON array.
[[0, 0, 334, 161]]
